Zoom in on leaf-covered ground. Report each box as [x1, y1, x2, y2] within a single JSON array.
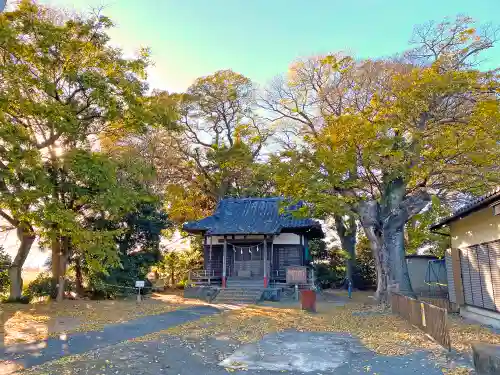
[[138, 291, 500, 357], [4, 291, 500, 375], [0, 291, 202, 345], [146, 303, 441, 356]]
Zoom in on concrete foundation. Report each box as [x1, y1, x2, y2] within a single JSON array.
[[461, 306, 500, 329]]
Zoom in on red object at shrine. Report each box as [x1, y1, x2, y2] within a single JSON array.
[[300, 290, 316, 312]]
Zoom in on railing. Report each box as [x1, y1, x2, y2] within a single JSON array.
[[189, 269, 215, 279], [188, 269, 223, 286], [391, 293, 451, 350]]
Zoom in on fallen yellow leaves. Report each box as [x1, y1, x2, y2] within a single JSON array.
[[0, 292, 201, 345], [137, 302, 440, 356], [136, 299, 500, 358], [449, 316, 500, 352], [441, 368, 473, 375]]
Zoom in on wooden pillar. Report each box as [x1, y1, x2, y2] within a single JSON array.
[[300, 234, 304, 265], [451, 248, 465, 305], [270, 236, 274, 282], [222, 236, 227, 288], [209, 235, 213, 284], [263, 235, 268, 288]]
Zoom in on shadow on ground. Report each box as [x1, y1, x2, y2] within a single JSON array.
[[0, 305, 220, 371]]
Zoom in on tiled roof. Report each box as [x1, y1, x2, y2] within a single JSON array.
[[183, 197, 323, 237], [430, 188, 500, 230]]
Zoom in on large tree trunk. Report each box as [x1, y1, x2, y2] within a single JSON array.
[[170, 264, 175, 286], [381, 179, 431, 297], [359, 176, 432, 301], [380, 177, 414, 296], [334, 214, 357, 287], [357, 200, 388, 301], [8, 224, 35, 300], [51, 236, 69, 301], [51, 236, 61, 298], [56, 237, 70, 302], [74, 256, 84, 296]]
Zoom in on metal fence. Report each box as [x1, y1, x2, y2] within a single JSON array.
[[391, 293, 451, 350]]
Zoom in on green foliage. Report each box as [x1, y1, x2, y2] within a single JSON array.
[[405, 197, 451, 257], [157, 247, 203, 286], [88, 252, 156, 298], [24, 272, 73, 300], [85, 204, 170, 297], [0, 1, 174, 299], [353, 237, 377, 290], [310, 237, 376, 290], [0, 247, 12, 294], [310, 239, 346, 288]]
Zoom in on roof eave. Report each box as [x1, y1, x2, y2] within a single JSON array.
[[182, 227, 206, 234], [430, 193, 500, 231]]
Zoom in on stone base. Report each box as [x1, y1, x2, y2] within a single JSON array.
[[472, 342, 500, 375], [184, 286, 219, 302], [262, 288, 281, 301]]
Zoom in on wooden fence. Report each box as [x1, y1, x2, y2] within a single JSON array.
[[391, 293, 451, 350], [419, 297, 460, 313]]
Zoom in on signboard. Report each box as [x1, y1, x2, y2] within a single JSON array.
[[286, 266, 307, 285], [135, 280, 145, 288]]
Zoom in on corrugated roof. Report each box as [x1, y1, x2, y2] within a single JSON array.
[[183, 197, 323, 237], [430, 188, 500, 230]]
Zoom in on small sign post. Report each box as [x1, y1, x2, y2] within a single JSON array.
[[135, 280, 145, 302]]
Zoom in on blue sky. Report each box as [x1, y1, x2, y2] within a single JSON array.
[[37, 0, 499, 93]]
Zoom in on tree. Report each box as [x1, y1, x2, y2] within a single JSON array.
[[84, 203, 170, 297], [147, 71, 273, 227], [269, 16, 499, 300], [44, 148, 158, 300], [0, 1, 168, 299], [158, 247, 203, 287], [262, 55, 381, 286]]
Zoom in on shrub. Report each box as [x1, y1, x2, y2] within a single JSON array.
[[0, 247, 12, 295], [314, 263, 343, 289], [176, 280, 187, 289], [352, 263, 376, 290], [24, 272, 74, 300], [354, 236, 377, 290], [23, 273, 53, 300]]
